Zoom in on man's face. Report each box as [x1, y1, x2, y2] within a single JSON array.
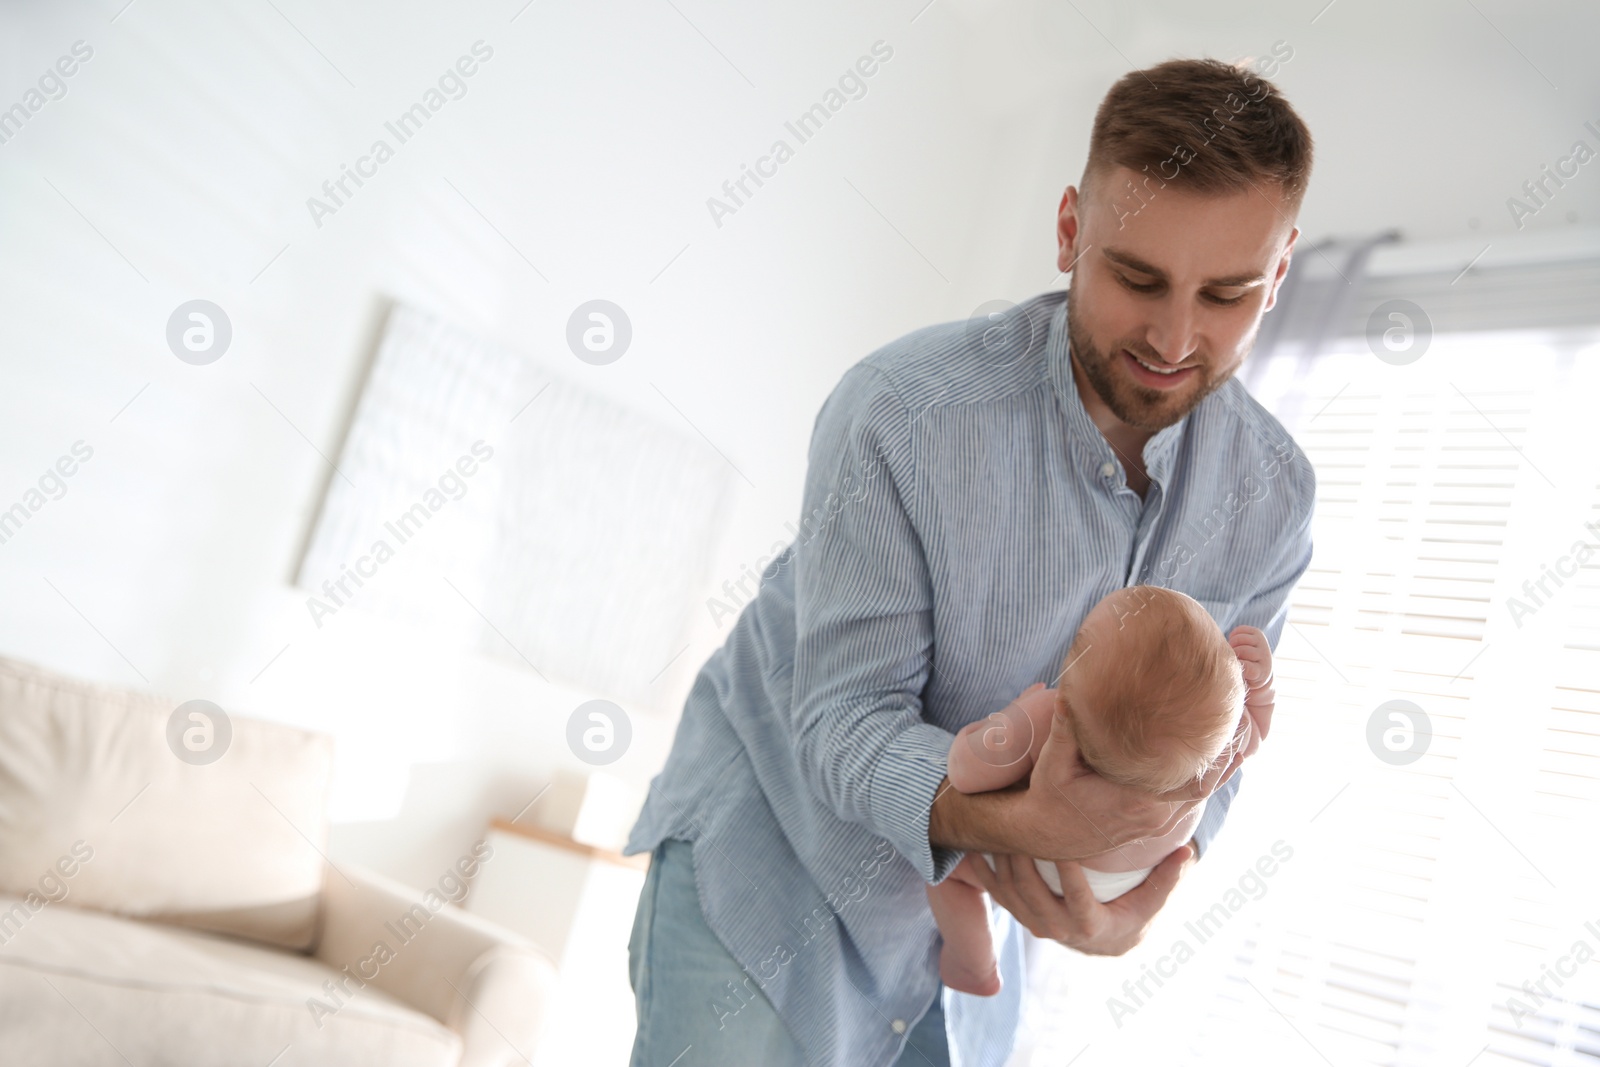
[[1056, 165, 1299, 433]]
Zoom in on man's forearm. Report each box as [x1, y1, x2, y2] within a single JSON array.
[[929, 776, 1012, 853], [929, 773, 1184, 865], [929, 776, 1064, 857]]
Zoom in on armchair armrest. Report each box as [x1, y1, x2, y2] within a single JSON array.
[[312, 860, 558, 1067]]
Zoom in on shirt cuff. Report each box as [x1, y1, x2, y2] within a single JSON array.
[[866, 720, 964, 884]]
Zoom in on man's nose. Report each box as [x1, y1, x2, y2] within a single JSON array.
[[1145, 296, 1199, 365]]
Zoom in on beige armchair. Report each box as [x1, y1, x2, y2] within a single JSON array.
[[0, 655, 556, 1067]]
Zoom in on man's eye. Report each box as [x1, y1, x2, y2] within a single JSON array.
[[1118, 272, 1248, 306]]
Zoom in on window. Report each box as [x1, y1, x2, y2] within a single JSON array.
[[1014, 262, 1600, 1067]]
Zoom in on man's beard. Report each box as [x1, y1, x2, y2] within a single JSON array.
[[1064, 285, 1236, 433]]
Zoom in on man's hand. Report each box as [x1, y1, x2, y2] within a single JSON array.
[[964, 844, 1196, 955], [1018, 711, 1210, 860], [1018, 763, 1204, 860], [931, 707, 1237, 861]]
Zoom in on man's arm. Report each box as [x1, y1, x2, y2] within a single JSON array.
[[788, 362, 963, 885], [787, 363, 1278, 885], [788, 366, 1199, 883], [940, 686, 1189, 858], [929, 757, 1211, 864]]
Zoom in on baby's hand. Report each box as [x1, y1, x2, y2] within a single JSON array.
[[1228, 625, 1272, 687], [948, 682, 1056, 793], [1226, 625, 1275, 752]]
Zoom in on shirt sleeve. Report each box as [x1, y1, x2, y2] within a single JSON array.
[[789, 362, 961, 885], [1192, 444, 1317, 860]]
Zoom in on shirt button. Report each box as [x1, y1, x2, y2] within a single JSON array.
[[892, 1019, 908, 1034], [1099, 461, 1116, 478]]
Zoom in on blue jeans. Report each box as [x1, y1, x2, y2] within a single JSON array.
[[628, 837, 951, 1067]]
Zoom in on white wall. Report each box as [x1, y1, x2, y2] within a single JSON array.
[[1, 0, 1595, 886]]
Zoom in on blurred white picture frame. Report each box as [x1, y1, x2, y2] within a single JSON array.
[[295, 301, 732, 706]]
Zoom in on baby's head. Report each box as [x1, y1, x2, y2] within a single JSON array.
[[1057, 586, 1245, 794]]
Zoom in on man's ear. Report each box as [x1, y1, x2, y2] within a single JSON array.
[[1263, 226, 1299, 313], [1057, 185, 1085, 275]]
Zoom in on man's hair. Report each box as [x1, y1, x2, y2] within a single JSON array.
[[1082, 56, 1314, 213], [1059, 586, 1246, 794]]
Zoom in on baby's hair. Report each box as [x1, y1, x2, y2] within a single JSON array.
[[1057, 586, 1245, 794]]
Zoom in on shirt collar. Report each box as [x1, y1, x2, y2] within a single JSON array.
[[1044, 289, 1190, 487]]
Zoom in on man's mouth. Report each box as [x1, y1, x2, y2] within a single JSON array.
[[1122, 349, 1197, 389]]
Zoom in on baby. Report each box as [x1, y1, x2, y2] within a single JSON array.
[[927, 585, 1276, 996]]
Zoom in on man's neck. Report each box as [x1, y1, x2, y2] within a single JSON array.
[[1069, 352, 1153, 491]]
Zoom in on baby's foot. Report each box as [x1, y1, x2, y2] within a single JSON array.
[[939, 945, 1002, 997]]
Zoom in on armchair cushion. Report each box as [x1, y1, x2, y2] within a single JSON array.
[[0, 656, 333, 951]]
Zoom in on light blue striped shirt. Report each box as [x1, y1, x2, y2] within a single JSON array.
[[624, 288, 1316, 1067]]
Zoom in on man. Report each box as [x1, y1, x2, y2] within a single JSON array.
[[625, 55, 1316, 1067]]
